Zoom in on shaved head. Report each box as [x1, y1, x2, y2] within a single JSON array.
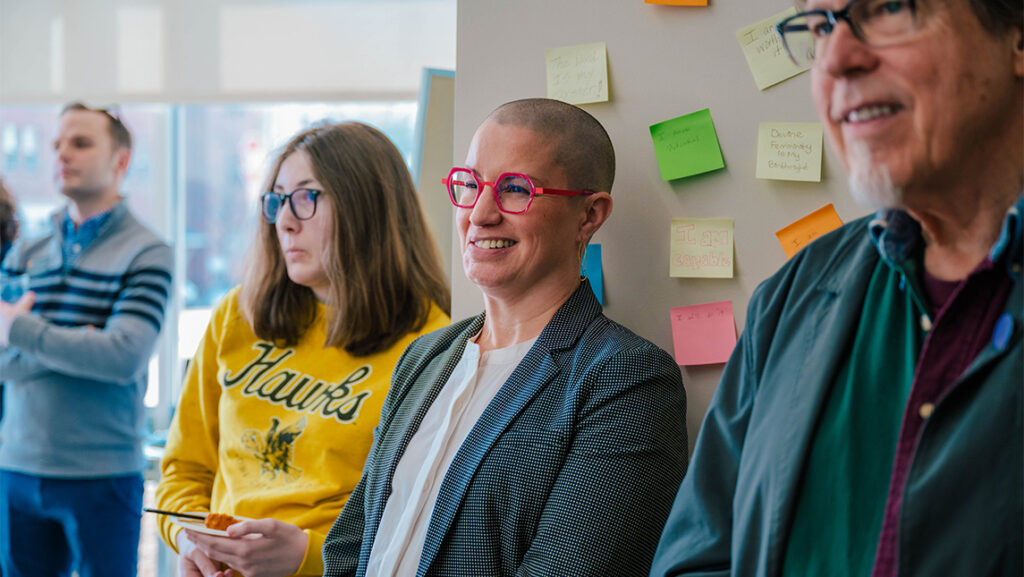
[[487, 98, 615, 194]]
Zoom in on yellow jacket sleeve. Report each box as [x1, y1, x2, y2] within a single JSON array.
[[294, 529, 327, 576], [154, 291, 233, 552]]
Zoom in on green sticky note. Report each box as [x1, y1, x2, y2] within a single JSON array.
[[756, 122, 823, 182], [649, 109, 725, 181], [546, 42, 609, 105]]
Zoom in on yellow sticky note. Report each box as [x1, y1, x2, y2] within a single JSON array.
[[546, 42, 609, 105], [670, 218, 734, 278], [775, 204, 843, 259], [646, 0, 708, 6], [756, 122, 823, 182], [736, 8, 810, 90]]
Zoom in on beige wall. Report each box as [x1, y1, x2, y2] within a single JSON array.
[[453, 0, 869, 450]]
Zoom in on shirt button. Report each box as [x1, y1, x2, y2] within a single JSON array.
[[919, 403, 935, 419], [920, 314, 932, 332], [1012, 263, 1022, 275], [72, 244, 81, 254]]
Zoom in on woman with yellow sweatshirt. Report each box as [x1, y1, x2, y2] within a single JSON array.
[[155, 122, 450, 577]]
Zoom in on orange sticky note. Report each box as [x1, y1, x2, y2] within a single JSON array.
[[670, 301, 737, 366], [775, 203, 844, 259], [646, 0, 708, 6]]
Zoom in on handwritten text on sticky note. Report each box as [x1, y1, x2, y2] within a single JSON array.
[[645, 0, 707, 6], [756, 122, 823, 182], [670, 301, 737, 365], [670, 218, 734, 278], [581, 243, 604, 304], [546, 42, 609, 105], [736, 8, 810, 90], [650, 109, 725, 181], [775, 203, 843, 259]]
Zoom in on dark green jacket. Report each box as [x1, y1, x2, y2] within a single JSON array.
[[652, 206, 1023, 577]]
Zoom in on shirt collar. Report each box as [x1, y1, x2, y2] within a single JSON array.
[[989, 195, 1022, 278], [59, 200, 125, 239], [62, 210, 112, 240], [868, 194, 1024, 280]]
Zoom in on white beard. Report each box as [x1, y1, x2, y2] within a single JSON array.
[[847, 140, 903, 210]]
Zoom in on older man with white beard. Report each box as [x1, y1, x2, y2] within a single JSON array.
[[650, 0, 1023, 576]]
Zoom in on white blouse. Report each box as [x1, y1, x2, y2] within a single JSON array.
[[365, 334, 538, 577]]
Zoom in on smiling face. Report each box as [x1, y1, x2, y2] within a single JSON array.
[[274, 149, 332, 300], [458, 120, 589, 302], [810, 0, 1023, 208], [53, 109, 129, 205]]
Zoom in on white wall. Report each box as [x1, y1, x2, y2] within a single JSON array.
[[0, 0, 456, 102], [454, 0, 869, 449]]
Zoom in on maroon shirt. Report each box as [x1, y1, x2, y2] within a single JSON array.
[[871, 258, 1014, 577]]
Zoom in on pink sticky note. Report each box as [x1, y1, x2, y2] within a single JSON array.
[[669, 301, 737, 365]]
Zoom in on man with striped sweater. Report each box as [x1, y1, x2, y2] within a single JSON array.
[[0, 103, 173, 577]]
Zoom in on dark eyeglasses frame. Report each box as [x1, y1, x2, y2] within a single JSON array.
[[442, 167, 594, 215], [775, 0, 919, 66], [261, 188, 322, 224]]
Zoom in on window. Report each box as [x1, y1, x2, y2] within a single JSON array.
[[0, 100, 418, 577], [181, 102, 416, 308]]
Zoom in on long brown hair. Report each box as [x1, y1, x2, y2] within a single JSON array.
[[0, 178, 18, 246], [240, 122, 450, 356]]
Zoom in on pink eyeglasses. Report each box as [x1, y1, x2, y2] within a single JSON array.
[[443, 167, 593, 214]]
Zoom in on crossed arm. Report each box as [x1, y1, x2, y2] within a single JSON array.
[[0, 244, 172, 385]]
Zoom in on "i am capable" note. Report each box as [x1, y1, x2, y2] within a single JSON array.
[[670, 218, 734, 278], [756, 122, 823, 182]]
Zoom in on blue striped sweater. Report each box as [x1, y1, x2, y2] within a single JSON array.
[[0, 201, 173, 477]]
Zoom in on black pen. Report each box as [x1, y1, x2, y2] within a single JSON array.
[[142, 507, 206, 521]]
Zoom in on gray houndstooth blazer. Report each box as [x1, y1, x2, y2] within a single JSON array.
[[323, 282, 688, 576]]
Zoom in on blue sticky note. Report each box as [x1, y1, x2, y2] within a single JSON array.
[[582, 244, 604, 304]]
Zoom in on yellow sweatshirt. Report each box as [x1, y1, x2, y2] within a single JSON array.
[[156, 287, 449, 576]]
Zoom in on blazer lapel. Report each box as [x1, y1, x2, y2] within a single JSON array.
[[416, 282, 602, 576], [362, 316, 485, 550]]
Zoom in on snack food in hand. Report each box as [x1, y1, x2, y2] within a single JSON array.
[[204, 513, 240, 531]]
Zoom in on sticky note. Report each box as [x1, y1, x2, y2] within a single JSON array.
[[581, 243, 604, 304], [670, 219, 734, 278], [546, 42, 609, 105], [775, 203, 844, 259], [645, 0, 707, 6], [736, 7, 810, 90], [649, 109, 725, 181], [670, 301, 737, 365], [756, 122, 823, 182]]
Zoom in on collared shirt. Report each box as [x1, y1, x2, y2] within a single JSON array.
[[61, 208, 114, 266], [782, 196, 1021, 577], [365, 335, 537, 577], [869, 196, 1021, 577]]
